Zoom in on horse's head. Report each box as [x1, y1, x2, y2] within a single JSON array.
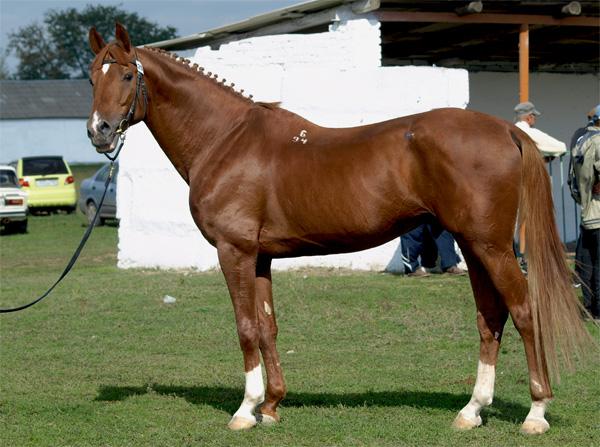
[[87, 23, 146, 153]]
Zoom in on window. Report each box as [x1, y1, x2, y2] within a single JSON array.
[[0, 170, 19, 187], [95, 164, 117, 184], [96, 165, 109, 183], [22, 157, 68, 176]]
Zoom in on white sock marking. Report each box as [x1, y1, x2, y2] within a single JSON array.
[[525, 399, 549, 422], [459, 361, 496, 423], [233, 365, 265, 421]]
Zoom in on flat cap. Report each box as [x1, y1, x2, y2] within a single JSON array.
[[514, 101, 541, 116]]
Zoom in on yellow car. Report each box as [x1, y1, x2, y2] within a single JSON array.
[[12, 156, 77, 213]]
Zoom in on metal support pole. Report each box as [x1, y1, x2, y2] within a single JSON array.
[[559, 156, 567, 242]]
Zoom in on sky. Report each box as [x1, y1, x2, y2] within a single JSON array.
[[0, 0, 301, 71]]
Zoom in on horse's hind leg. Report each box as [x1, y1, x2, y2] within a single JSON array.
[[459, 240, 553, 434], [255, 255, 286, 424], [453, 250, 509, 430], [217, 242, 264, 431]]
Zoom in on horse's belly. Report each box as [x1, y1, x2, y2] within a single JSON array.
[[258, 217, 420, 258]]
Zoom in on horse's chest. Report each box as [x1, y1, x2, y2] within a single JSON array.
[[189, 186, 262, 246]]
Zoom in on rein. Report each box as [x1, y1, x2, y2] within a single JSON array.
[[0, 57, 145, 314]]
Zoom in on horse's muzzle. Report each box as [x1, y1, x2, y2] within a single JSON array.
[[90, 135, 120, 154], [87, 117, 120, 153]]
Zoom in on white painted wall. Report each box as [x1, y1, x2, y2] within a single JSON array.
[[468, 72, 599, 242], [0, 118, 106, 164], [117, 9, 469, 271]]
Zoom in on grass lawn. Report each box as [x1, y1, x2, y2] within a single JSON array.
[[1, 179, 598, 446]]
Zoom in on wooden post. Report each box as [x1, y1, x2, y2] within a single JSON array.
[[518, 23, 529, 254], [519, 24, 529, 103]]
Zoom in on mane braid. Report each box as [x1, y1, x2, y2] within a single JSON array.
[[143, 46, 271, 106]]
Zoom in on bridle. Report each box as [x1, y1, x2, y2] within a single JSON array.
[[100, 50, 148, 161], [0, 51, 147, 314]]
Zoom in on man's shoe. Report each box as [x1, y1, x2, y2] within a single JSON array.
[[408, 267, 430, 277], [444, 266, 467, 276]]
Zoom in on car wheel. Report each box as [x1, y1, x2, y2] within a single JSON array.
[[16, 220, 28, 233], [86, 202, 102, 226]]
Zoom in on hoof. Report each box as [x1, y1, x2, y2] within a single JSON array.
[[228, 416, 256, 431], [521, 418, 550, 435], [257, 411, 280, 426], [452, 413, 482, 430]]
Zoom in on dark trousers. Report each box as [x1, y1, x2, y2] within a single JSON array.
[[400, 224, 460, 273], [575, 227, 600, 317]]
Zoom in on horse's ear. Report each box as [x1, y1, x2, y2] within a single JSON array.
[[115, 22, 131, 53], [88, 27, 106, 55]]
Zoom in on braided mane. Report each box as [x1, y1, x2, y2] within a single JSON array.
[[143, 46, 280, 109]]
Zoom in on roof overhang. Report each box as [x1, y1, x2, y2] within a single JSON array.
[[146, 0, 379, 51], [145, 0, 600, 74]]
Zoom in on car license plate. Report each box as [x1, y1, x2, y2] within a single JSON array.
[[36, 178, 58, 187]]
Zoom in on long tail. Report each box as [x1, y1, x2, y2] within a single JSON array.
[[518, 132, 594, 381]]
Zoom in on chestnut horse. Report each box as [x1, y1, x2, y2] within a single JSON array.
[[87, 24, 591, 434]]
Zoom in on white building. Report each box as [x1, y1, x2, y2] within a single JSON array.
[[117, 0, 599, 270], [0, 80, 105, 164]]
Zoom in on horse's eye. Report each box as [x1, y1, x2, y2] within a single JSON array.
[[123, 72, 133, 81], [88, 78, 93, 86]]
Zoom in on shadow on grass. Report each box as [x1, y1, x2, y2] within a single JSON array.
[[95, 384, 538, 425]]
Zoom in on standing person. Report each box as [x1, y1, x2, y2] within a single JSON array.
[[400, 223, 465, 277], [514, 101, 567, 161], [570, 107, 597, 150], [569, 105, 600, 320]]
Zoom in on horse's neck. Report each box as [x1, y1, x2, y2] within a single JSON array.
[[139, 49, 252, 182]]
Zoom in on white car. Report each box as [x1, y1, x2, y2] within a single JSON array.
[[0, 165, 28, 233]]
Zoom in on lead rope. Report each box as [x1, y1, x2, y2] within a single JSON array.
[[0, 131, 126, 313], [1, 53, 144, 314]]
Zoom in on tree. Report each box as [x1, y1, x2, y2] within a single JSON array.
[[8, 5, 177, 80], [8, 23, 69, 79]]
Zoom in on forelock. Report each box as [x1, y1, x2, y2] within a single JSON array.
[[90, 43, 130, 71], [90, 47, 109, 71], [108, 42, 130, 65]]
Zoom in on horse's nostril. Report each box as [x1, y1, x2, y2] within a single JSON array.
[[97, 120, 112, 136], [87, 128, 93, 139]]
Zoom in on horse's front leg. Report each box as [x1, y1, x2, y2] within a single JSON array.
[[217, 241, 264, 431], [255, 255, 286, 424]]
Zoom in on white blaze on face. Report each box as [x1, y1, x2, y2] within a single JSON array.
[[232, 365, 265, 422], [102, 63, 111, 74], [458, 361, 496, 423], [91, 111, 101, 133]]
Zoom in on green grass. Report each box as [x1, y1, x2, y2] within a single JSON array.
[[1, 206, 599, 446]]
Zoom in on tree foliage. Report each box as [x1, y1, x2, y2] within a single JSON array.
[[8, 5, 177, 80]]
